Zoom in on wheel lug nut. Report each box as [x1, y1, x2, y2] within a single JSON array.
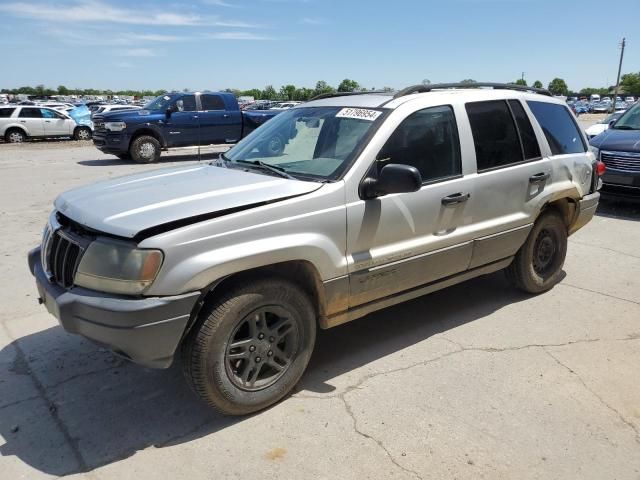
[[255, 357, 262, 363], [258, 333, 265, 340], [267, 350, 273, 357], [249, 345, 256, 352], [269, 337, 275, 343]]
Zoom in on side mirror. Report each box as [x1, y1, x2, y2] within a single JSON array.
[[609, 120, 616, 127], [361, 163, 422, 199], [165, 106, 174, 118]]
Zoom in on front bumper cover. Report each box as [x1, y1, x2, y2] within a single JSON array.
[[28, 247, 200, 368]]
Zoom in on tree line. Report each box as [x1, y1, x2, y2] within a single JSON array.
[[3, 73, 640, 101]]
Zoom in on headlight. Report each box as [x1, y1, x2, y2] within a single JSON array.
[[105, 121, 126, 131], [589, 146, 600, 159], [74, 239, 163, 295]]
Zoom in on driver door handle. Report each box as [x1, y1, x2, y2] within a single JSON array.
[[441, 192, 470, 205], [529, 172, 550, 183]]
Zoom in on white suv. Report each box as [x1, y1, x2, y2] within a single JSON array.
[[0, 106, 92, 142]]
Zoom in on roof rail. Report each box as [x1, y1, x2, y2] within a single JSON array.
[[311, 90, 389, 101], [393, 82, 552, 98]]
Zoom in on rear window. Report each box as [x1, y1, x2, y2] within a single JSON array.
[[201, 94, 225, 111], [19, 107, 42, 118], [527, 101, 586, 155], [0, 108, 15, 118], [508, 100, 541, 160]]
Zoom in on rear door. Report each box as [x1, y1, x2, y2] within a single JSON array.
[[464, 99, 550, 268], [199, 94, 242, 144], [17, 107, 45, 137], [164, 94, 199, 147], [41, 108, 72, 136]]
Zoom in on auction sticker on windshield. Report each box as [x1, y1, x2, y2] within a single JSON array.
[[336, 108, 382, 121]]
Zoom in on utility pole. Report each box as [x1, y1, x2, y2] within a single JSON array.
[[612, 38, 626, 112]]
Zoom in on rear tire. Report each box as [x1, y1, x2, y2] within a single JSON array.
[[5, 128, 26, 143], [73, 126, 92, 141], [505, 212, 567, 294], [181, 278, 316, 415], [130, 135, 161, 163]]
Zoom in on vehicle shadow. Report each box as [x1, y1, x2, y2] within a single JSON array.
[[77, 152, 223, 167], [596, 195, 640, 221], [0, 272, 531, 476]]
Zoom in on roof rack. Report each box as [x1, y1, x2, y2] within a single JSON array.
[[393, 82, 552, 98], [311, 90, 389, 101]]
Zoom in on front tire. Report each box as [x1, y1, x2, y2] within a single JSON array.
[[73, 126, 92, 140], [505, 212, 567, 294], [130, 135, 161, 163], [181, 278, 316, 415]]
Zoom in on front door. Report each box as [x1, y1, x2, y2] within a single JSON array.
[[346, 105, 476, 307], [41, 108, 72, 136], [164, 94, 199, 147], [17, 107, 44, 137]]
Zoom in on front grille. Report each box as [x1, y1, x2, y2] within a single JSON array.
[[93, 116, 106, 134], [601, 150, 640, 173], [44, 229, 84, 288]]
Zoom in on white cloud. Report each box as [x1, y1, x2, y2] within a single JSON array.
[[121, 48, 158, 57], [0, 0, 259, 27], [205, 31, 274, 40], [202, 0, 239, 6], [44, 29, 187, 45]]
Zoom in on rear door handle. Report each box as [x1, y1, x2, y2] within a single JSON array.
[[441, 192, 470, 205], [223, 114, 230, 118], [529, 172, 550, 183], [20, 120, 26, 123], [45, 120, 51, 123]]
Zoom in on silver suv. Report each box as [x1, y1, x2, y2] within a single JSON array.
[[1, 106, 92, 142], [29, 83, 602, 415]]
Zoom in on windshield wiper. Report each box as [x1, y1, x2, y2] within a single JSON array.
[[234, 159, 297, 180], [613, 125, 639, 130]]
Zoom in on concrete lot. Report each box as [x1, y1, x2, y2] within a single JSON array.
[[1, 126, 639, 479]]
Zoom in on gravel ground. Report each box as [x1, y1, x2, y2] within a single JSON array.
[[0, 132, 639, 480]]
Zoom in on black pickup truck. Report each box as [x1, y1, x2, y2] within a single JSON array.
[[92, 92, 282, 163]]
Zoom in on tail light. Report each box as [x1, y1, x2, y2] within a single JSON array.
[[596, 160, 606, 176]]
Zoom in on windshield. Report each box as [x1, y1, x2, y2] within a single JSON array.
[[143, 94, 176, 111], [612, 102, 640, 130], [224, 106, 386, 180]]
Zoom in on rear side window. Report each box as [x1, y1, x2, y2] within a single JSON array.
[[201, 94, 225, 111], [508, 100, 541, 160], [527, 101, 586, 155], [466, 100, 522, 171], [377, 105, 461, 183], [19, 108, 42, 118], [0, 108, 15, 118]]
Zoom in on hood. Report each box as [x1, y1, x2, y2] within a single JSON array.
[[98, 109, 162, 121], [590, 128, 640, 152], [54, 164, 322, 239]]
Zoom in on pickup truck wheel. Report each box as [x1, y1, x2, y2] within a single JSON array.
[[181, 278, 316, 415], [5, 128, 26, 143], [505, 212, 567, 294], [73, 126, 92, 140], [131, 135, 161, 163], [259, 134, 285, 157]]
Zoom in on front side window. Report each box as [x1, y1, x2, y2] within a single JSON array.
[[201, 94, 225, 111], [466, 100, 522, 171], [611, 101, 640, 130], [377, 105, 461, 182], [527, 101, 586, 155], [41, 109, 58, 119], [175, 95, 197, 112], [224, 106, 386, 181], [19, 108, 42, 118]]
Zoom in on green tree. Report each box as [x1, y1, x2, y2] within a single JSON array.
[[261, 85, 277, 100], [620, 72, 640, 96], [57, 85, 69, 95], [459, 79, 476, 84], [514, 79, 527, 86], [337, 78, 360, 92], [548, 78, 569, 96], [280, 84, 296, 100], [532, 80, 544, 89], [314, 80, 334, 96]]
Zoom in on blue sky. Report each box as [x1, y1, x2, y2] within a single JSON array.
[[0, 0, 637, 92]]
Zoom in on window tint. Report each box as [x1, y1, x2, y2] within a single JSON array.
[[201, 94, 225, 111], [527, 101, 586, 155], [377, 105, 461, 182], [0, 108, 15, 118], [466, 101, 522, 171], [175, 95, 197, 112], [508, 100, 541, 160], [19, 108, 42, 118]]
